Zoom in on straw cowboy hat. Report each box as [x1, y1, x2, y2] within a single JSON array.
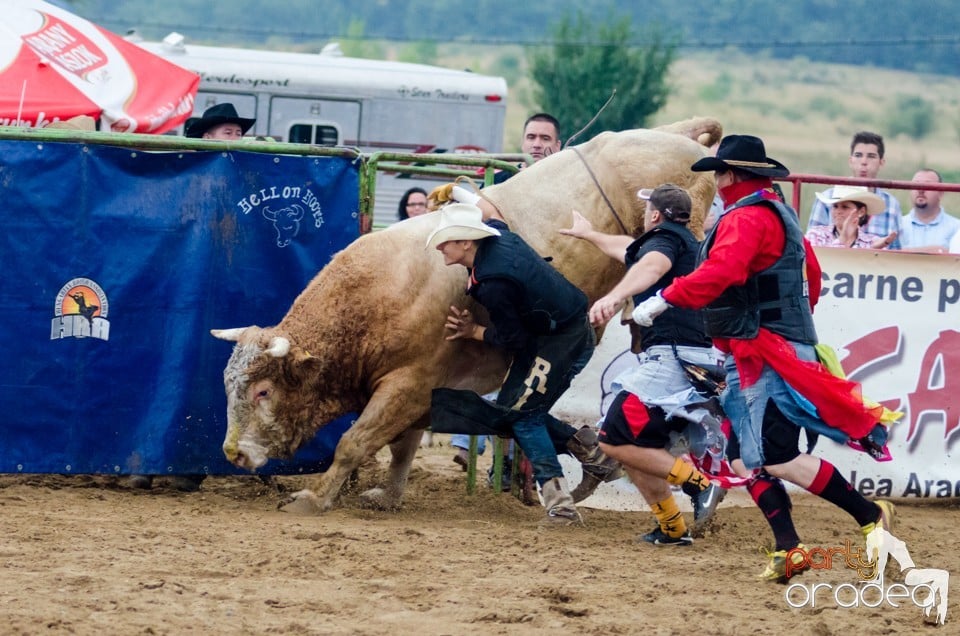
[[815, 185, 886, 215], [691, 134, 790, 178], [185, 103, 255, 138], [45, 115, 97, 131], [425, 203, 501, 250]]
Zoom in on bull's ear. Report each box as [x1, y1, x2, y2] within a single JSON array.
[[211, 327, 250, 342], [265, 336, 291, 357]]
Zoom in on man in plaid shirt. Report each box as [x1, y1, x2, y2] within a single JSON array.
[[807, 131, 902, 249]]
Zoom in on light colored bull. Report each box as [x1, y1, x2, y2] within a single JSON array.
[[212, 117, 722, 514]]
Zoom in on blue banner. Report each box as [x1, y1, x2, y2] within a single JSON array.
[[0, 139, 359, 475]]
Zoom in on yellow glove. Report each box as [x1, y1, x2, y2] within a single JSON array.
[[427, 183, 454, 210]]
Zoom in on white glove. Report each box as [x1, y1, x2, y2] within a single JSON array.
[[451, 185, 481, 206], [631, 291, 670, 327]]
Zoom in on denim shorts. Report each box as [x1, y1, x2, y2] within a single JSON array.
[[612, 345, 722, 417]]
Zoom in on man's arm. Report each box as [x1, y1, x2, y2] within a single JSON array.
[[558, 210, 632, 262], [590, 250, 671, 326], [664, 207, 786, 310]]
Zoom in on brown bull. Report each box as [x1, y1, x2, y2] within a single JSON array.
[[211, 117, 721, 514]]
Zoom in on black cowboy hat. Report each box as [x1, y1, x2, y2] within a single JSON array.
[[691, 135, 789, 178], [185, 103, 256, 138]]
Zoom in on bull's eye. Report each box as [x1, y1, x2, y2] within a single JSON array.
[[257, 389, 269, 399]]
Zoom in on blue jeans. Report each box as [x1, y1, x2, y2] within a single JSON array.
[[512, 412, 565, 485], [450, 433, 486, 454], [721, 341, 846, 470]]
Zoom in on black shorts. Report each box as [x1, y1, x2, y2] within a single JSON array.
[[598, 391, 686, 448]]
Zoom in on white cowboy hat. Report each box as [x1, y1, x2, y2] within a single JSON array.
[[815, 185, 886, 216], [425, 203, 501, 249]]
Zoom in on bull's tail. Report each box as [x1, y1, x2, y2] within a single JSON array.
[[655, 116, 723, 148]]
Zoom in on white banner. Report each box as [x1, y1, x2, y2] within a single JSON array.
[[553, 247, 960, 500]]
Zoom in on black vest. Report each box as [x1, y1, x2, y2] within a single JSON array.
[[698, 194, 818, 344], [626, 222, 711, 348], [471, 228, 587, 334]]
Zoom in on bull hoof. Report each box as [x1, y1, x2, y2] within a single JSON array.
[[358, 487, 400, 511], [278, 489, 324, 515]]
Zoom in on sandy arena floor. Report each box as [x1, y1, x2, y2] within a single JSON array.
[[1, 441, 955, 635]]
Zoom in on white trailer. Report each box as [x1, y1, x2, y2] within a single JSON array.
[[138, 35, 508, 226]]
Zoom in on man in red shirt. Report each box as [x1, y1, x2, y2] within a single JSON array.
[[632, 135, 895, 583]]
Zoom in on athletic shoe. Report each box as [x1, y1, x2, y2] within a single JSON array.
[[861, 500, 896, 537], [638, 525, 693, 547], [684, 482, 726, 535], [757, 543, 809, 583]]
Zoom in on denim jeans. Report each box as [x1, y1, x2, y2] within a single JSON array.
[[512, 412, 565, 485], [503, 320, 596, 486], [721, 341, 843, 470]]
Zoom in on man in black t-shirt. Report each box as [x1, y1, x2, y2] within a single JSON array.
[[560, 184, 725, 545]]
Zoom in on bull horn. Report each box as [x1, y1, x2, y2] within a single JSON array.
[[265, 336, 291, 357], [211, 327, 248, 342]]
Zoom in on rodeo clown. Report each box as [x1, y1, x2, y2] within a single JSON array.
[[559, 183, 726, 545], [426, 201, 618, 526], [632, 135, 896, 582]]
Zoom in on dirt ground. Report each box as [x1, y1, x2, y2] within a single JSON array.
[[1, 441, 956, 635]]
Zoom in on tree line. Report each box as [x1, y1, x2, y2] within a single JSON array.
[[76, 0, 960, 77]]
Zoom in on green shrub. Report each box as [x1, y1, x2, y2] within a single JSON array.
[[697, 72, 733, 103], [884, 95, 935, 139], [808, 96, 844, 120]]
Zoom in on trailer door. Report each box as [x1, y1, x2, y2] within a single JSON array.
[[269, 97, 360, 145]]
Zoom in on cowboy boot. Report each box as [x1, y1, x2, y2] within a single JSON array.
[[566, 425, 621, 482], [539, 477, 583, 527]]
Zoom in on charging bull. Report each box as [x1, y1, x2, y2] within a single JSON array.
[[211, 117, 722, 514]]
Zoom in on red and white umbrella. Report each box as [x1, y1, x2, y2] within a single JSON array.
[[1, 0, 199, 133]]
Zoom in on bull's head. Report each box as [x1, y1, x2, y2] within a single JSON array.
[[211, 326, 320, 471]]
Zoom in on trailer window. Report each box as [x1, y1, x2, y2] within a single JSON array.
[[289, 124, 339, 146]]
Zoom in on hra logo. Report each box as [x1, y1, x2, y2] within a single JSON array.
[[784, 528, 949, 625], [50, 278, 110, 341]]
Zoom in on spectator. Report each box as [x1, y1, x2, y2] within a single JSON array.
[[900, 169, 958, 253], [806, 185, 895, 249], [185, 103, 255, 140], [635, 134, 895, 582], [559, 184, 725, 543], [397, 187, 429, 221], [807, 131, 902, 249], [130, 102, 257, 492], [491, 112, 562, 184]]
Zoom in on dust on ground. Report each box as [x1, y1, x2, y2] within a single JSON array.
[[1, 441, 955, 635]]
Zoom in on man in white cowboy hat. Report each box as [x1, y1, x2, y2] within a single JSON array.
[[807, 131, 902, 249], [426, 202, 616, 526], [806, 184, 894, 249], [559, 184, 726, 545], [632, 134, 896, 583], [185, 103, 256, 140]]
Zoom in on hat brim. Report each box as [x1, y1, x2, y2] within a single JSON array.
[[691, 156, 790, 178], [186, 116, 256, 138], [425, 224, 501, 250], [815, 190, 886, 216]]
